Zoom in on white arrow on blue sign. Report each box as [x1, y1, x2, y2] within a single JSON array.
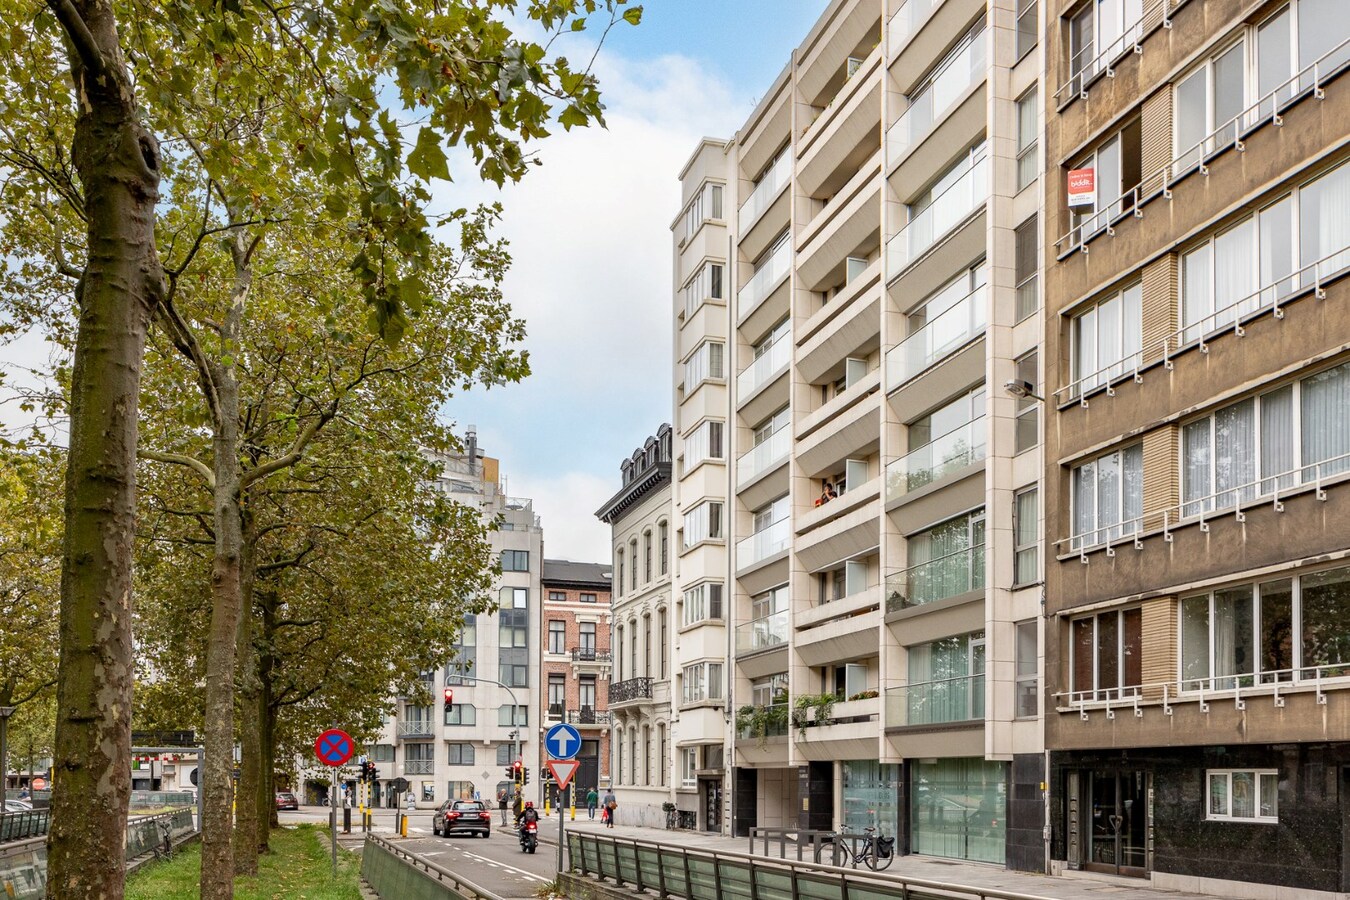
[[544, 722, 582, 760]]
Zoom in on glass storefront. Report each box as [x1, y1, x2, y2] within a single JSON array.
[[842, 760, 900, 836], [910, 757, 1006, 863]]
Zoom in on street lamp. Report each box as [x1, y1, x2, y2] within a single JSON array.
[[1003, 379, 1045, 402]]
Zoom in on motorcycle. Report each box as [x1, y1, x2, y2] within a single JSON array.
[[519, 819, 538, 854]]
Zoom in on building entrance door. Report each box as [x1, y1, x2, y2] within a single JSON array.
[[701, 778, 722, 832], [1084, 770, 1149, 876]]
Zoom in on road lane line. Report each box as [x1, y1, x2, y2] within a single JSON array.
[[460, 850, 546, 881]]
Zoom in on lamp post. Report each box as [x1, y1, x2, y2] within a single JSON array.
[[448, 675, 524, 793]]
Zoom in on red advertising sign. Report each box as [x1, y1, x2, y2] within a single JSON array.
[[1067, 168, 1096, 208]]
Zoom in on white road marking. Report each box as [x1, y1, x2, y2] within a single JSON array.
[[460, 850, 547, 882]]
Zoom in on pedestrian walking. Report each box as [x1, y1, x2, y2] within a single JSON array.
[[586, 787, 599, 819], [498, 788, 509, 825], [602, 788, 617, 829]]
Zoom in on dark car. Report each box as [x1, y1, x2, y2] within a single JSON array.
[[274, 791, 299, 811], [432, 799, 492, 838]]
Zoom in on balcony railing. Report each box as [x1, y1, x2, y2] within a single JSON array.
[[1054, 0, 1187, 106], [885, 417, 986, 502], [885, 284, 986, 390], [735, 610, 789, 656], [739, 151, 791, 233], [886, 675, 984, 727], [887, 0, 941, 57], [404, 759, 434, 775], [610, 677, 654, 704], [737, 518, 790, 569], [571, 647, 611, 663], [738, 239, 792, 321], [737, 704, 790, 741], [567, 707, 611, 726], [396, 720, 435, 739], [887, 31, 985, 168], [885, 544, 985, 612], [547, 703, 564, 720], [1057, 664, 1350, 720], [737, 424, 790, 486], [737, 331, 791, 398], [887, 152, 987, 276]]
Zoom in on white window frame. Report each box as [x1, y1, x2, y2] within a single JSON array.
[[680, 661, 724, 704], [683, 260, 725, 320], [683, 419, 725, 473], [1070, 444, 1143, 550], [680, 748, 697, 787], [1205, 769, 1279, 823], [682, 341, 725, 394], [681, 582, 723, 627], [1069, 283, 1143, 398], [681, 500, 723, 549]]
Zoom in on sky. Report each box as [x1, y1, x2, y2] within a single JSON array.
[[445, 0, 830, 563]]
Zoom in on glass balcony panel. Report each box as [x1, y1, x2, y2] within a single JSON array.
[[885, 675, 984, 726], [884, 544, 985, 611], [738, 424, 791, 485], [737, 331, 792, 397], [887, 153, 987, 275], [885, 417, 986, 501], [735, 610, 789, 655], [738, 240, 792, 320], [888, 0, 941, 56], [739, 152, 792, 233], [737, 518, 791, 568], [737, 703, 790, 739], [887, 33, 986, 167], [885, 284, 986, 388]]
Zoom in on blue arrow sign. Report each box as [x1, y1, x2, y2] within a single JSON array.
[[544, 723, 582, 760]]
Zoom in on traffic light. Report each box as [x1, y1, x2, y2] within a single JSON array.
[[442, 687, 454, 711], [511, 760, 523, 784], [522, 766, 530, 786], [504, 766, 516, 781]]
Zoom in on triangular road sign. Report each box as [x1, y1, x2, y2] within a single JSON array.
[[545, 759, 581, 791]]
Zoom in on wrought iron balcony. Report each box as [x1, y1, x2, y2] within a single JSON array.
[[567, 707, 611, 726], [609, 677, 654, 705], [571, 647, 612, 663]]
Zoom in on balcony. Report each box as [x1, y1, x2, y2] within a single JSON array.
[[737, 518, 790, 571], [739, 151, 791, 235], [396, 720, 435, 740], [793, 696, 880, 761], [567, 707, 611, 727], [738, 239, 791, 323], [885, 284, 986, 391], [737, 331, 791, 400], [570, 647, 611, 663], [886, 32, 985, 169], [886, 151, 986, 278], [736, 703, 790, 742], [737, 424, 790, 491], [609, 677, 653, 706], [885, 544, 984, 613], [887, 0, 940, 57], [735, 610, 789, 657], [884, 417, 985, 503], [404, 759, 435, 775], [886, 675, 984, 727]]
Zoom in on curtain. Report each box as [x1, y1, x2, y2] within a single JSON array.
[[1181, 595, 1211, 689], [1183, 420, 1213, 516], [1073, 461, 1096, 546], [1182, 244, 1212, 342], [1214, 219, 1257, 325], [1096, 451, 1121, 542], [1214, 399, 1256, 507], [1260, 385, 1295, 493], [1301, 363, 1350, 478], [1259, 197, 1294, 304], [1300, 160, 1350, 279], [1123, 444, 1143, 530]]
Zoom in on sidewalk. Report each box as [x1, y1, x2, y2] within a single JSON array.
[[532, 815, 1220, 900]]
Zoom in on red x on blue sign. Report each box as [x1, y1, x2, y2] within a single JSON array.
[[314, 728, 355, 767]]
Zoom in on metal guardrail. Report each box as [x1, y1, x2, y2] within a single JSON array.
[[125, 807, 196, 861], [567, 830, 1060, 900], [0, 811, 49, 844], [362, 833, 502, 900]]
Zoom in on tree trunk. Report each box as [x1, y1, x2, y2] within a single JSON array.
[[46, 4, 163, 897], [258, 589, 279, 841], [199, 233, 252, 900], [234, 534, 259, 876]]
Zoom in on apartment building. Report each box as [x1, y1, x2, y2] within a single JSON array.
[[540, 559, 612, 803], [1041, 0, 1350, 896], [595, 426, 679, 829], [366, 439, 543, 809], [671, 0, 1047, 863]]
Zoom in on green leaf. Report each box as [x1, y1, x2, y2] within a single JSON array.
[[571, 17, 586, 31], [622, 6, 643, 26], [407, 126, 451, 182]]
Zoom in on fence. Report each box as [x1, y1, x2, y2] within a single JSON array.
[[125, 807, 196, 860], [361, 834, 501, 900], [568, 830, 1057, 900], [0, 811, 49, 844]]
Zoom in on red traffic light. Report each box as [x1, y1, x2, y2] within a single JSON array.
[[443, 687, 454, 704]]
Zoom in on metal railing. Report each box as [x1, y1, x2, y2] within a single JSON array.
[[571, 647, 611, 663], [737, 424, 790, 486], [739, 151, 791, 233], [0, 810, 48, 844], [887, 30, 986, 168], [887, 151, 987, 276], [885, 544, 985, 611], [886, 675, 984, 727], [885, 417, 985, 502], [398, 720, 436, 739], [567, 830, 1057, 900], [1056, 36, 1350, 256], [734, 610, 788, 656], [568, 707, 611, 726], [1054, 0, 1189, 106], [1056, 663, 1350, 720], [125, 807, 196, 861], [405, 759, 435, 775], [610, 677, 654, 704], [885, 283, 986, 390], [1056, 248, 1350, 404], [363, 833, 502, 900], [737, 331, 791, 398], [738, 240, 791, 321]]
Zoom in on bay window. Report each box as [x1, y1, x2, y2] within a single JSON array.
[[682, 582, 723, 626], [1070, 607, 1142, 700], [683, 420, 724, 472], [683, 260, 724, 319], [681, 662, 723, 704], [682, 182, 723, 242], [683, 341, 725, 393], [1071, 444, 1142, 549], [682, 500, 723, 548]]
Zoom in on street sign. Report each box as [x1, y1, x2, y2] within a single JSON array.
[[31, 777, 46, 791], [545, 760, 580, 791], [314, 729, 355, 767], [544, 723, 581, 760]]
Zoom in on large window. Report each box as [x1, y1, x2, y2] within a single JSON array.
[[906, 632, 985, 725], [444, 704, 475, 726], [682, 582, 723, 626], [498, 610, 528, 648], [1015, 620, 1039, 718], [1182, 362, 1350, 516], [547, 620, 565, 655], [1013, 488, 1038, 585], [1071, 444, 1143, 549], [680, 748, 697, 787], [1016, 89, 1039, 191], [910, 758, 1006, 863], [370, 744, 395, 762], [683, 260, 724, 319], [547, 674, 565, 712], [1068, 121, 1141, 237], [1071, 283, 1142, 396], [900, 511, 986, 607], [683, 420, 724, 472], [498, 662, 527, 687], [446, 743, 475, 766], [683, 341, 725, 393], [500, 550, 529, 572], [683, 182, 723, 243], [1207, 770, 1278, 823], [681, 662, 723, 704], [842, 761, 900, 837], [1015, 216, 1039, 321], [682, 501, 723, 548], [1070, 607, 1142, 700], [578, 621, 596, 653], [499, 587, 528, 610], [498, 705, 528, 727]]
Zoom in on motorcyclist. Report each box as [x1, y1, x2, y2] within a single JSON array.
[[517, 800, 539, 827]]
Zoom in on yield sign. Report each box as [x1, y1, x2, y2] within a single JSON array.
[[545, 759, 580, 791], [314, 728, 355, 767]]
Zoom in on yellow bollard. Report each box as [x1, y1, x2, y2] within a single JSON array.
[[400, 814, 408, 837], [544, 792, 551, 816]]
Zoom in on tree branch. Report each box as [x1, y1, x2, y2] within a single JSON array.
[[47, 0, 109, 80], [138, 449, 216, 489]]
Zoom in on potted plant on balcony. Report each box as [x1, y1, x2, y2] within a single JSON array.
[[791, 693, 836, 734], [737, 704, 789, 749]]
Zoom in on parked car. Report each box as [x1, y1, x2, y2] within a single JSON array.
[[432, 799, 492, 838], [274, 791, 299, 811], [4, 800, 33, 812]]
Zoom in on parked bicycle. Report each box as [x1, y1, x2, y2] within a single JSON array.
[[828, 825, 894, 871]]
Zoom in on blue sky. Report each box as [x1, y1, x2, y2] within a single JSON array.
[[444, 1, 830, 562]]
